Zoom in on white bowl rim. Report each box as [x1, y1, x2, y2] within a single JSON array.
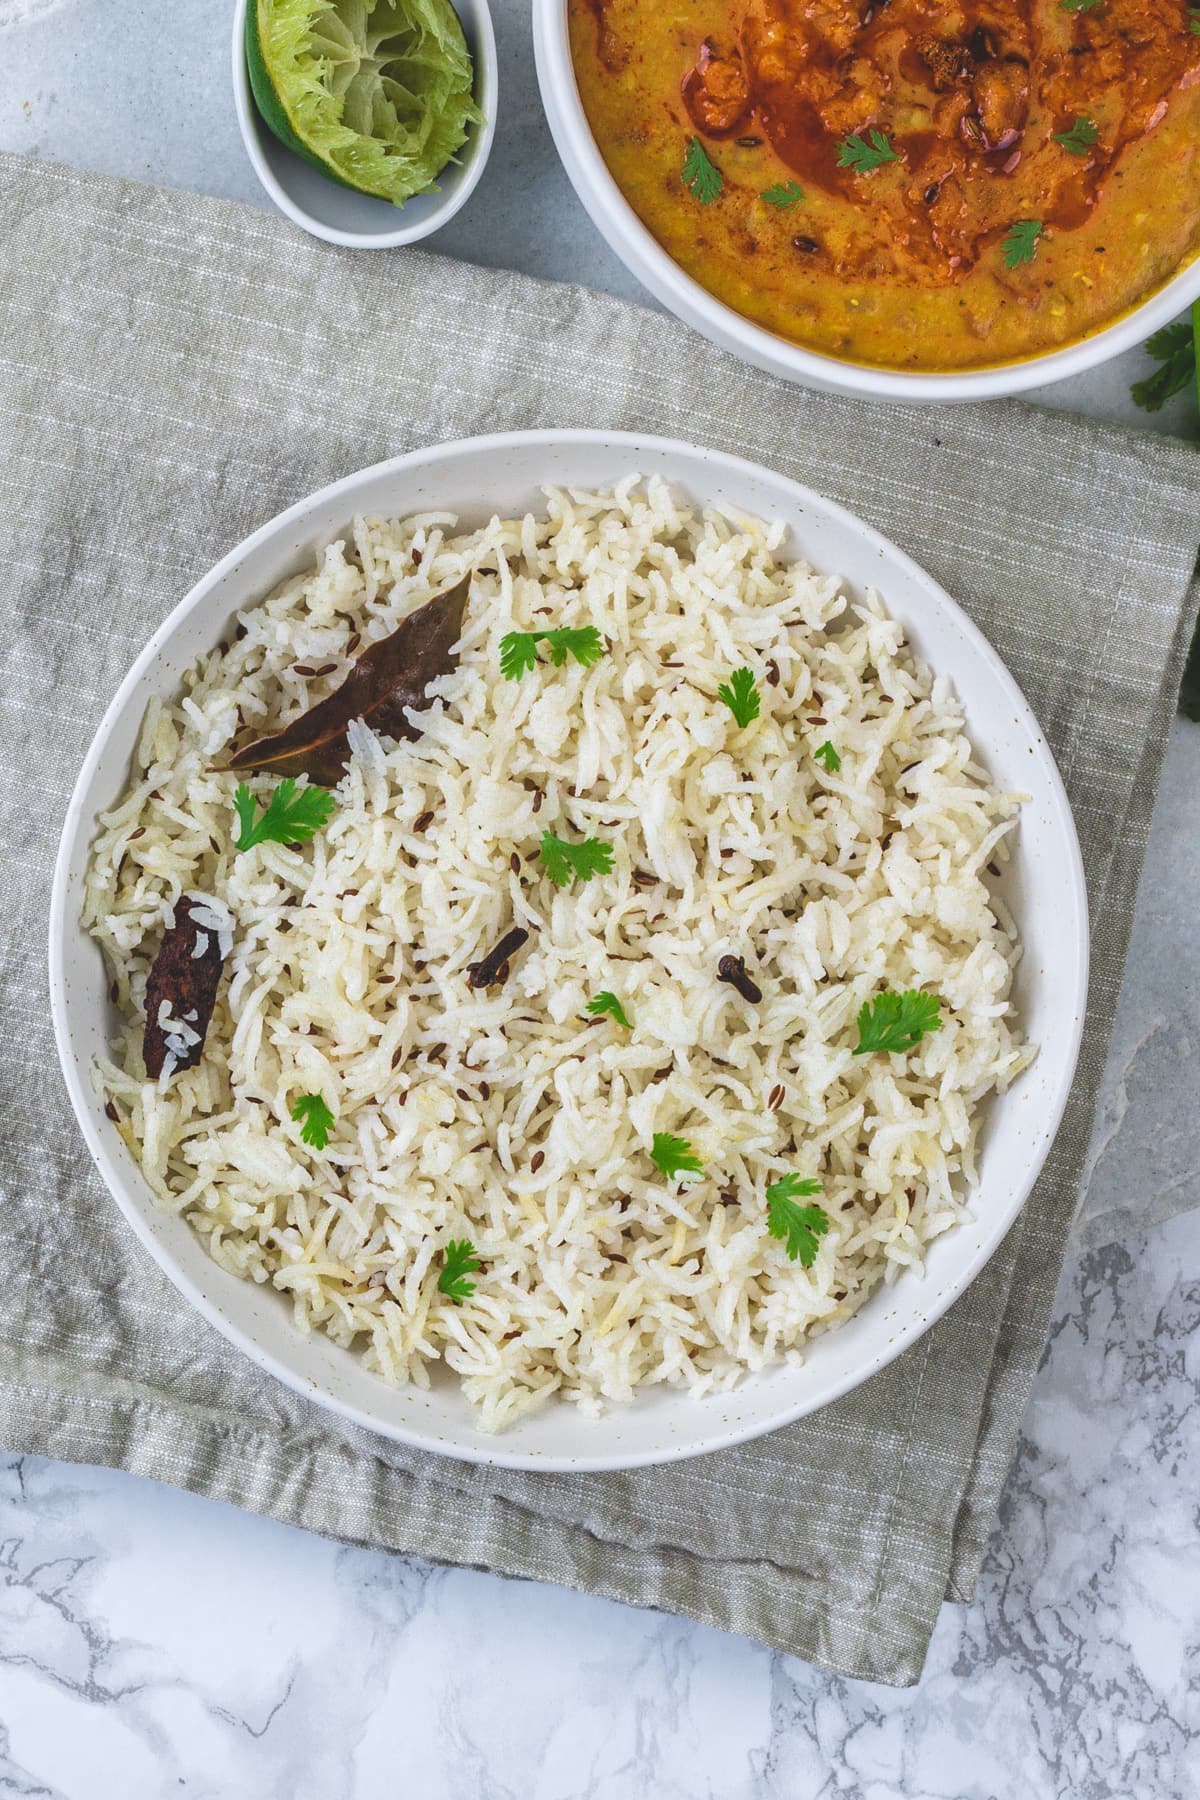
[[49, 427, 1089, 1471], [231, 0, 499, 249], [532, 0, 1200, 402]]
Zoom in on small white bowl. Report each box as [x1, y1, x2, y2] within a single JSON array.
[[533, 0, 1200, 403], [232, 0, 497, 249], [50, 430, 1087, 1471]]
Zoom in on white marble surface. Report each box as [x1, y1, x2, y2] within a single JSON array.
[[1, 1, 1198, 1791]]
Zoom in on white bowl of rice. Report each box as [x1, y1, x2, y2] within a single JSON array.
[[49, 431, 1087, 1471]]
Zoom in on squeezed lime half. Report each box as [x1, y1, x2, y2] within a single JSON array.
[[247, 0, 482, 208]]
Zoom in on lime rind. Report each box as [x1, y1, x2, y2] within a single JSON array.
[[248, 0, 482, 208]]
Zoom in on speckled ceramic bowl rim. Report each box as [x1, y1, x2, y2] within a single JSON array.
[[49, 429, 1088, 1471], [231, 0, 498, 249], [533, 0, 1200, 403]]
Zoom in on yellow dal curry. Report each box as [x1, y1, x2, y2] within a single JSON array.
[[568, 0, 1200, 370]]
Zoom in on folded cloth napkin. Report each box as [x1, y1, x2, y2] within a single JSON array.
[[1, 154, 1196, 1685]]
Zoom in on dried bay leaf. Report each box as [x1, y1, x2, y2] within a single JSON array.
[[223, 574, 470, 786]]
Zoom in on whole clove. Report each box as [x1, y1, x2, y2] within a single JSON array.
[[717, 954, 762, 1003], [467, 926, 530, 989]]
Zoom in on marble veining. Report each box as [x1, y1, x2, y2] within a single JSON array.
[[0, 0, 1197, 1791]]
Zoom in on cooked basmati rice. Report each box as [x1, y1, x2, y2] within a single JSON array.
[[84, 477, 1030, 1432]]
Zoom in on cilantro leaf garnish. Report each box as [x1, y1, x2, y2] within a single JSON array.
[[499, 633, 540, 679], [1051, 116, 1098, 155], [539, 830, 615, 888], [1130, 320, 1196, 413], [716, 666, 761, 729], [438, 1238, 479, 1304], [542, 627, 604, 667], [682, 137, 723, 204], [1003, 220, 1044, 268], [762, 180, 805, 208], [853, 990, 943, 1056], [814, 739, 841, 773], [1191, 5, 1200, 32], [650, 1132, 704, 1183], [586, 990, 632, 1028], [233, 778, 336, 852], [499, 626, 605, 680], [765, 1174, 829, 1267], [291, 1092, 335, 1149], [1060, 0, 1103, 12], [836, 129, 900, 173]]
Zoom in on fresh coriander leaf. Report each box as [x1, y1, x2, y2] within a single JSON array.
[[499, 626, 605, 680], [814, 739, 841, 773], [539, 830, 615, 888], [499, 632, 541, 680], [682, 137, 723, 204], [1130, 320, 1195, 412], [836, 129, 900, 173], [650, 1131, 704, 1183], [1060, 0, 1103, 12], [762, 180, 805, 208], [716, 666, 761, 729], [291, 1092, 335, 1149], [233, 778, 336, 852], [233, 784, 258, 847], [1145, 320, 1193, 362], [765, 1174, 829, 1267], [1191, 4, 1200, 33], [543, 627, 605, 668], [1003, 220, 1044, 268], [438, 1238, 479, 1304], [586, 990, 632, 1028], [853, 990, 943, 1056], [1051, 115, 1098, 155]]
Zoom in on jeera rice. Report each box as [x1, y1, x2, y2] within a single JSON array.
[[84, 478, 1031, 1432]]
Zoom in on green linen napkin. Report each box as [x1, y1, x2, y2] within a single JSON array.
[[1, 153, 1196, 1685]]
